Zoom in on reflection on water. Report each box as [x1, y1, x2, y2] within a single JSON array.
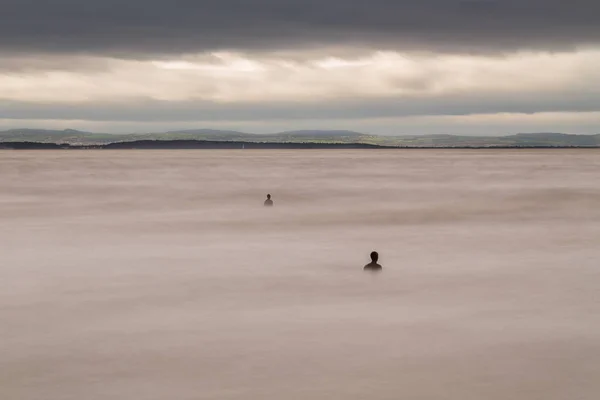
[[1, 150, 600, 400]]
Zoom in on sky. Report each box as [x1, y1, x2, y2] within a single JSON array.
[[2, 0, 600, 135]]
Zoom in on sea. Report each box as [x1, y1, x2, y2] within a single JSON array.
[[1, 149, 599, 400]]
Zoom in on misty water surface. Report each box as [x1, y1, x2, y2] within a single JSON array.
[[1, 150, 599, 400]]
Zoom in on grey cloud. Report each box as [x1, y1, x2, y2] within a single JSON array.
[[2, 0, 600, 57], [0, 54, 115, 73], [2, 89, 600, 121]]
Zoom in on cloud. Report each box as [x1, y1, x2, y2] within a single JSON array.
[[2, 50, 600, 103], [2, 1, 599, 134], [2, 0, 600, 57], [1, 50, 599, 120], [2, 90, 600, 123]]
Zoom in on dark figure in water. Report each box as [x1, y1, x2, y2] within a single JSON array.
[[364, 251, 383, 271], [264, 194, 273, 207]]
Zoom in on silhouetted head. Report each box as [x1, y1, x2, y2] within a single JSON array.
[[370, 251, 379, 262], [267, 194, 271, 199]]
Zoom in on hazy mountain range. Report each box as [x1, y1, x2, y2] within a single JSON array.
[[1, 129, 599, 147]]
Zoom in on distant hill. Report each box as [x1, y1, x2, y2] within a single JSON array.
[[0, 129, 598, 147], [102, 140, 387, 150], [504, 133, 600, 147], [0, 140, 389, 150], [0, 129, 129, 145]]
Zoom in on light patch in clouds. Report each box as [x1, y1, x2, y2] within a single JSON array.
[[2, 49, 600, 105]]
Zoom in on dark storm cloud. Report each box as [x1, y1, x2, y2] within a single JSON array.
[[2, 0, 599, 57], [3, 89, 600, 122]]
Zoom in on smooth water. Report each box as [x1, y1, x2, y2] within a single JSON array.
[[1, 150, 599, 400]]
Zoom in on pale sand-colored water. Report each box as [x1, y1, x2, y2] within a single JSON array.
[[1, 150, 599, 400]]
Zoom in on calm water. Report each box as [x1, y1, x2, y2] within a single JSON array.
[[1, 150, 599, 400]]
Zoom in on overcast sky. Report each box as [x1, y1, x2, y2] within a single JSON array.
[[2, 0, 599, 135]]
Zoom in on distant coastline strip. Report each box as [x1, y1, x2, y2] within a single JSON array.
[[1, 140, 599, 150]]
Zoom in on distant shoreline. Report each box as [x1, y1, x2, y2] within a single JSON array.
[[2, 129, 599, 148], [1, 140, 600, 150]]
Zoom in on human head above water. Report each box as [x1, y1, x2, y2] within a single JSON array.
[[370, 251, 379, 262]]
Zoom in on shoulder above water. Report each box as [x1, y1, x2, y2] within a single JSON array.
[[364, 262, 383, 271]]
